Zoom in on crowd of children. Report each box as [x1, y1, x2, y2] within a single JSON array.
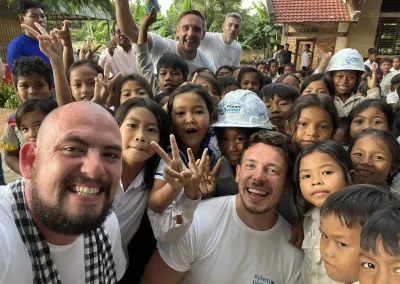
[[1, 1, 400, 284]]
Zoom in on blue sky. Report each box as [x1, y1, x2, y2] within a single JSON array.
[[159, 0, 254, 15]]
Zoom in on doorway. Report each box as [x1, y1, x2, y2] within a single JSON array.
[[295, 39, 315, 70]]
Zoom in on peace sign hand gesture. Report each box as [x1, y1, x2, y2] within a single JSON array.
[[79, 40, 102, 61], [92, 63, 121, 105], [198, 156, 222, 197], [151, 135, 193, 193], [21, 22, 62, 60]]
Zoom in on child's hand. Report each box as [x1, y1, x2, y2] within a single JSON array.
[[53, 20, 72, 46], [140, 6, 157, 29], [21, 22, 62, 61], [79, 40, 101, 60], [318, 52, 332, 71], [289, 218, 304, 248], [367, 63, 378, 89], [184, 148, 209, 198], [151, 135, 193, 194], [92, 63, 121, 105], [198, 157, 221, 197]]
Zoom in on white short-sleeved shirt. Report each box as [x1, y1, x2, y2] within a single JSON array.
[[199, 32, 241, 69], [149, 33, 216, 75], [301, 51, 312, 67], [113, 170, 149, 256], [364, 60, 378, 70], [0, 184, 126, 283], [301, 207, 340, 284], [158, 195, 304, 284], [386, 91, 399, 104], [98, 46, 139, 77]]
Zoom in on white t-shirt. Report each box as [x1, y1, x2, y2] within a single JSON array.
[[149, 33, 216, 75], [0, 185, 126, 283], [199, 32, 242, 69], [301, 51, 312, 67], [386, 91, 399, 104], [364, 59, 378, 70], [113, 170, 149, 257], [158, 195, 304, 284], [98, 45, 139, 77]]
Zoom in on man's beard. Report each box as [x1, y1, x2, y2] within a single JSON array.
[[30, 161, 113, 235], [238, 183, 273, 215]]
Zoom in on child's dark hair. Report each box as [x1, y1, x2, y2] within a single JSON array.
[[112, 74, 154, 106], [12, 56, 52, 88], [347, 129, 400, 185], [284, 63, 295, 71], [190, 68, 216, 79], [16, 98, 58, 130], [300, 73, 336, 97], [391, 73, 400, 86], [67, 60, 104, 83], [115, 97, 170, 188], [217, 77, 240, 91], [255, 61, 266, 69], [361, 206, 400, 257], [321, 184, 399, 228], [286, 93, 339, 137], [267, 59, 279, 72], [368, 47, 378, 55], [294, 140, 355, 212], [216, 65, 235, 76], [348, 99, 394, 133], [154, 93, 169, 104], [276, 74, 301, 84], [18, 0, 44, 14], [357, 81, 369, 96], [376, 68, 383, 76], [237, 67, 264, 89], [337, 116, 351, 145], [380, 57, 393, 66], [156, 53, 189, 81], [295, 69, 307, 79], [263, 75, 272, 86], [306, 69, 315, 77], [259, 83, 300, 102], [194, 74, 221, 97], [167, 84, 214, 119]]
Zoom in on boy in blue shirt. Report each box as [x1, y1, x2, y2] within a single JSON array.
[[7, 1, 49, 72]]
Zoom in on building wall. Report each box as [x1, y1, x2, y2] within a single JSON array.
[[346, 0, 383, 57], [0, 16, 21, 63], [284, 23, 338, 69]]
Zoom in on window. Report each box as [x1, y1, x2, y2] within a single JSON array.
[[381, 0, 400, 12], [374, 18, 400, 56]]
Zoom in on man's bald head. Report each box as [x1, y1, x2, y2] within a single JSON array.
[[37, 101, 120, 146]]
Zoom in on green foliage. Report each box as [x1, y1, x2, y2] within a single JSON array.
[[71, 20, 110, 49], [239, 1, 281, 57], [0, 83, 19, 109]]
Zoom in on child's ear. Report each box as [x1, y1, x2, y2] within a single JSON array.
[[19, 142, 37, 179], [390, 164, 399, 177], [350, 169, 358, 184], [18, 14, 24, 24]]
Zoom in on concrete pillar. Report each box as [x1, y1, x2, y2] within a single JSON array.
[[281, 23, 289, 45], [335, 22, 350, 53]]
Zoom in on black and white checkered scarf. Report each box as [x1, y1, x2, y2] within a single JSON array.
[[9, 178, 118, 283]]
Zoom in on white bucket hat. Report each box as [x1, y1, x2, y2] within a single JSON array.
[[326, 48, 366, 72], [211, 89, 272, 129]]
